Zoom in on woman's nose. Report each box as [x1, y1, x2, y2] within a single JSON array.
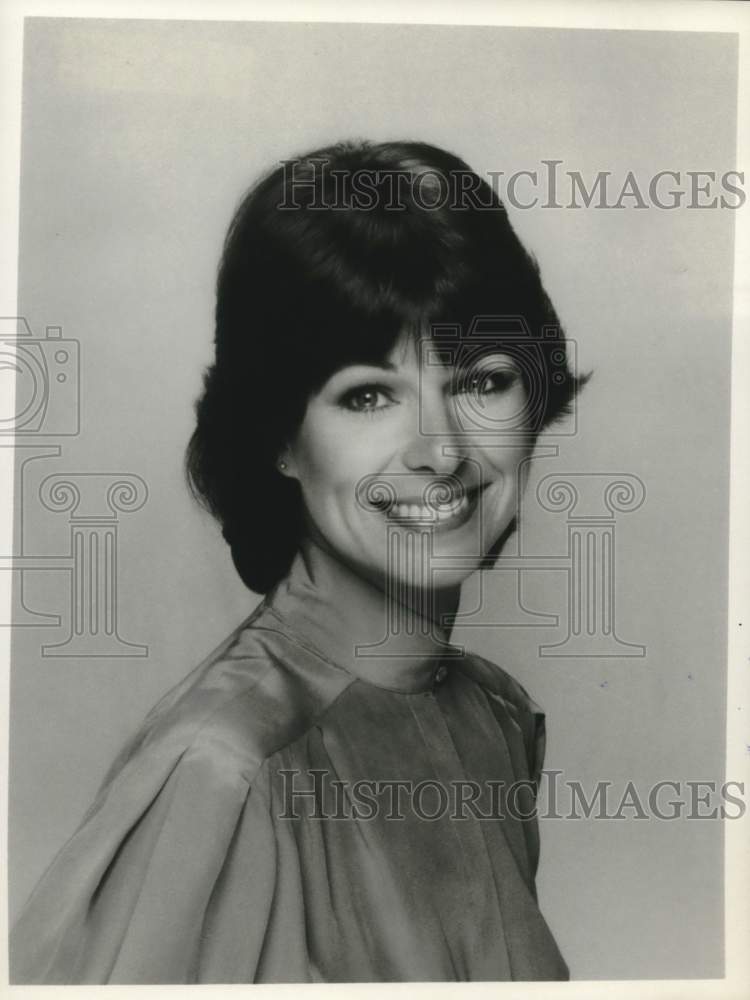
[[401, 395, 462, 475]]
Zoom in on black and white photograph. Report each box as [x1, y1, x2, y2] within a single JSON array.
[[1, 1, 748, 994]]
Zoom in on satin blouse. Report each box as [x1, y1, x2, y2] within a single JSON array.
[[10, 541, 568, 983]]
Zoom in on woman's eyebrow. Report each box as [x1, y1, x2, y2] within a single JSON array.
[[332, 361, 398, 377]]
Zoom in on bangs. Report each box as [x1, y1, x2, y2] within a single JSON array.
[[288, 261, 551, 401], [264, 202, 537, 396]]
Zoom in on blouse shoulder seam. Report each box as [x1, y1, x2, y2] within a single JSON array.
[[181, 633, 358, 785], [453, 648, 542, 712]]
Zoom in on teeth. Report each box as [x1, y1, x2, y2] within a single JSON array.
[[388, 495, 470, 522]]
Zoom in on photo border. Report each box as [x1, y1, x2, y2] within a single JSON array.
[[1, 2, 747, 998]]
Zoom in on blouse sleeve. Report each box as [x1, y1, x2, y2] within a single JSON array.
[[466, 654, 549, 885], [471, 653, 548, 789], [519, 688, 547, 791], [9, 741, 278, 984], [509, 681, 548, 883]]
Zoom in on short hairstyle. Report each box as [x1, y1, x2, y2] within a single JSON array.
[[185, 139, 591, 594]]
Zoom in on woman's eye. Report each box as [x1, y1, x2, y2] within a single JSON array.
[[338, 384, 394, 413], [455, 368, 518, 396]]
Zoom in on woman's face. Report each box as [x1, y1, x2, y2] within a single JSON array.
[[280, 331, 535, 592]]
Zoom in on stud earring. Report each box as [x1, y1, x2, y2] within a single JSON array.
[[278, 460, 288, 471]]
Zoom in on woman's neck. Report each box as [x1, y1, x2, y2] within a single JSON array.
[[297, 532, 460, 647]]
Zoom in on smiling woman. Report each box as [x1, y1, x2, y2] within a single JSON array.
[[278, 338, 534, 595], [10, 140, 589, 984]]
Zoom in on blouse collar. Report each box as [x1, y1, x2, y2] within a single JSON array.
[[264, 539, 463, 694]]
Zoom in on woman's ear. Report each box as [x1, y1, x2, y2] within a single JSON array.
[[276, 449, 298, 479]]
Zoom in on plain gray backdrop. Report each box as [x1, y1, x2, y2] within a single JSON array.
[[9, 18, 737, 980]]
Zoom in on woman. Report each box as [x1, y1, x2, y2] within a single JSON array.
[[10, 140, 589, 983]]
